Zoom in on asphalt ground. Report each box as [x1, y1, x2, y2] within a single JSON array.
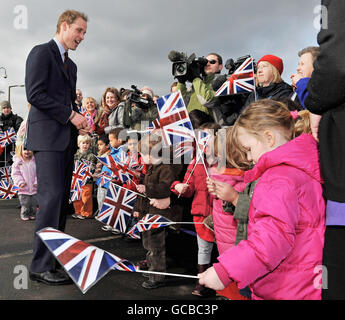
[[0, 198, 332, 318], [0, 197, 219, 300]]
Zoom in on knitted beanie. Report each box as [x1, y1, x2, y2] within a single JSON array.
[[257, 54, 284, 75]]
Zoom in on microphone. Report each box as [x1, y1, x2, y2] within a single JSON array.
[[168, 50, 185, 62]]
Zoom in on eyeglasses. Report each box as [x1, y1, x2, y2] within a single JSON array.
[[207, 59, 218, 65]]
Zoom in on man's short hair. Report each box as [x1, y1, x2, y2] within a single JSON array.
[[56, 10, 88, 34], [207, 52, 223, 65], [298, 46, 320, 62]]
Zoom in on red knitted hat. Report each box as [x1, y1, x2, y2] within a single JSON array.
[[257, 54, 284, 75]]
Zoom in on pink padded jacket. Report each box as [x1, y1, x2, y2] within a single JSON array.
[[214, 134, 325, 300]]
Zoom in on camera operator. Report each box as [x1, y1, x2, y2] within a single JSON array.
[[123, 86, 158, 131], [0, 100, 23, 166], [176, 53, 223, 117]]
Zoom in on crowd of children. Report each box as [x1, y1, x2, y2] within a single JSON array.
[[9, 96, 326, 300]]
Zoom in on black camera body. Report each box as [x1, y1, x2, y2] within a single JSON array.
[[127, 85, 155, 110], [224, 54, 257, 76], [169, 51, 208, 81]]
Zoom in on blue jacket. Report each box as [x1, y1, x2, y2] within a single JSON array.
[[296, 78, 310, 109]]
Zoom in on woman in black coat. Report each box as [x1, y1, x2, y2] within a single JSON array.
[[243, 54, 293, 108]]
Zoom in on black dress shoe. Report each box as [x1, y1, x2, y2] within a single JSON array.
[[29, 270, 73, 286]]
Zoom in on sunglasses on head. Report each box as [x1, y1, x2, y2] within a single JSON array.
[[207, 59, 218, 65]]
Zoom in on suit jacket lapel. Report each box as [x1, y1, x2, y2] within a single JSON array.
[[48, 39, 69, 80]]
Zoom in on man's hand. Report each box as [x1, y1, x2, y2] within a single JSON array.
[[309, 112, 322, 142], [70, 111, 90, 131]]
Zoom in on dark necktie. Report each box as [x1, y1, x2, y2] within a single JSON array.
[[64, 51, 69, 71]]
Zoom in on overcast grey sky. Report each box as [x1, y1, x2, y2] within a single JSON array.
[[0, 0, 321, 118]]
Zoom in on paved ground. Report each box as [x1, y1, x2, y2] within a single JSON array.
[[0, 197, 218, 301]]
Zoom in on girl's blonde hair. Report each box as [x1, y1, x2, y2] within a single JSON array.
[[15, 143, 33, 159], [214, 127, 252, 170], [234, 99, 295, 142], [77, 134, 92, 147], [15, 143, 24, 158], [294, 110, 312, 136]]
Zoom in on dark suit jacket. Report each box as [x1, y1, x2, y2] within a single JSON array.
[[25, 39, 79, 151]]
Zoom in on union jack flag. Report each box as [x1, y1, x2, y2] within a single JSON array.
[[0, 180, 19, 199], [96, 154, 135, 184], [109, 253, 139, 272], [96, 182, 137, 233], [155, 91, 195, 148], [37, 227, 121, 294], [216, 57, 255, 96], [96, 171, 113, 188], [145, 117, 161, 134], [0, 166, 12, 184], [174, 129, 211, 159], [0, 128, 17, 147], [127, 214, 172, 238], [70, 160, 91, 201], [115, 152, 144, 172]]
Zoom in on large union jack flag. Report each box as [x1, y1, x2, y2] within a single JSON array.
[[216, 57, 255, 96], [0, 128, 17, 147], [127, 214, 172, 238], [37, 227, 135, 294], [0, 166, 12, 184], [0, 180, 18, 199], [155, 91, 195, 148], [96, 182, 137, 233]]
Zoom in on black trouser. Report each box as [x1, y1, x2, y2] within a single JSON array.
[[30, 141, 75, 273], [322, 226, 345, 300]]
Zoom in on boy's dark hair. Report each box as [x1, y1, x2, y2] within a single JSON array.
[[98, 134, 109, 145], [189, 109, 215, 129], [109, 127, 125, 140]]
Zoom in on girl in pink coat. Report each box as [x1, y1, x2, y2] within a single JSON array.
[[199, 100, 325, 300], [11, 144, 37, 221]]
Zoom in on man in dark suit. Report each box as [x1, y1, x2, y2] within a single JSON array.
[[25, 10, 90, 285]]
